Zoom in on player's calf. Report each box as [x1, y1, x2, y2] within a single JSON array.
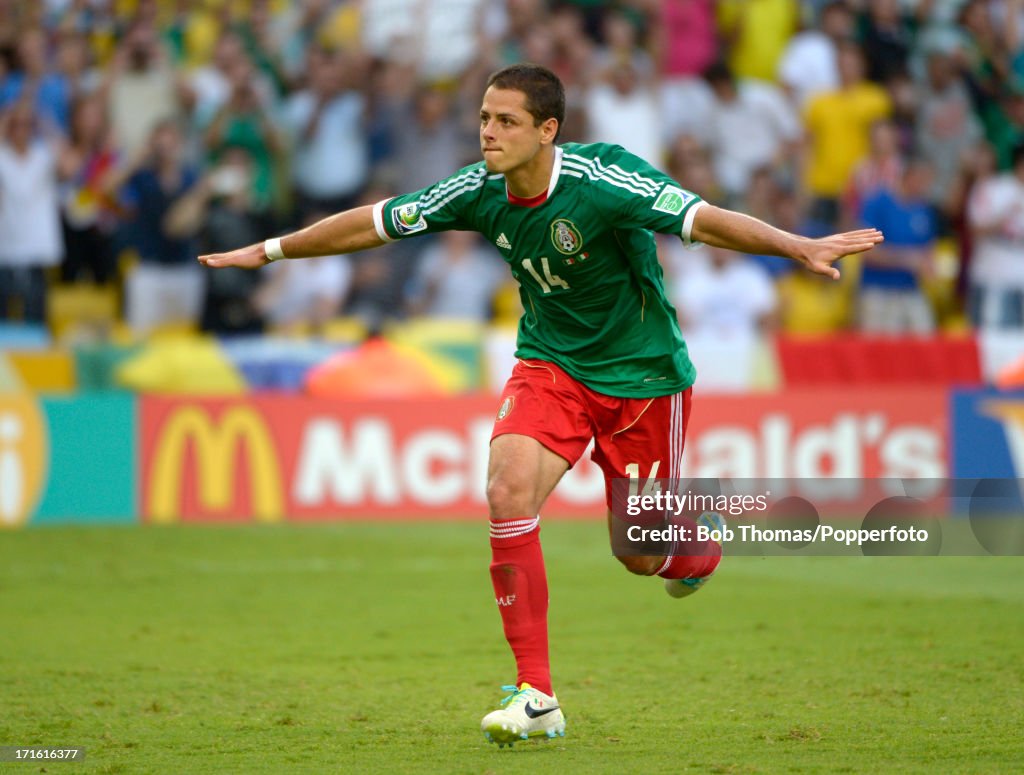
[[661, 512, 725, 598], [614, 553, 666, 575]]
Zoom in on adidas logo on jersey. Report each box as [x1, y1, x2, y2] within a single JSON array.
[[496, 233, 512, 250]]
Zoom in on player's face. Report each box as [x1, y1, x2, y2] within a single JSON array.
[[479, 87, 552, 174]]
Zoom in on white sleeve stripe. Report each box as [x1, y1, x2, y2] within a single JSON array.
[[563, 153, 654, 185], [560, 160, 654, 197], [418, 171, 479, 206], [418, 168, 486, 208], [562, 154, 661, 193], [681, 201, 706, 245], [561, 157, 660, 196], [561, 159, 656, 195], [372, 199, 396, 243], [421, 177, 488, 215], [594, 159, 661, 193]]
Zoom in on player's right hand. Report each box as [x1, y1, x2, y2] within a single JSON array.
[[198, 244, 269, 269]]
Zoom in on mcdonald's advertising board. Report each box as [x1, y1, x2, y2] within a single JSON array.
[[0, 389, 949, 527], [139, 395, 608, 521], [139, 390, 948, 523]]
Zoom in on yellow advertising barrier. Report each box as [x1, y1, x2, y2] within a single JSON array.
[[7, 351, 76, 393]]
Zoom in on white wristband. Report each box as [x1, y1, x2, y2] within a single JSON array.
[[264, 237, 286, 262]]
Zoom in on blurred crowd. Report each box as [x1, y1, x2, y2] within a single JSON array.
[[1, 0, 1024, 342]]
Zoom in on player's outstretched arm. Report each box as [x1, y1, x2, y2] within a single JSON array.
[[690, 204, 884, 280], [198, 205, 386, 269]]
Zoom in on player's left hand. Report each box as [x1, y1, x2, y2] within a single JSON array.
[[799, 228, 884, 280]]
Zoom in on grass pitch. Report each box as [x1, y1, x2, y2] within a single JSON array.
[[1, 522, 1022, 774]]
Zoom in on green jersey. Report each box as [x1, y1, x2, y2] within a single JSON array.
[[373, 142, 704, 397]]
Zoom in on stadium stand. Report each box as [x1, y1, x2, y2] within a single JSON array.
[[2, 0, 1024, 391]]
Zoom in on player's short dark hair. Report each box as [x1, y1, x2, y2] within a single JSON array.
[[486, 63, 565, 139]]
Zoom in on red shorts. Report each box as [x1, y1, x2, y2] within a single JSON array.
[[491, 359, 692, 507]]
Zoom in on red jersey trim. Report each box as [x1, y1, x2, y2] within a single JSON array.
[[504, 147, 564, 207], [506, 188, 549, 207]]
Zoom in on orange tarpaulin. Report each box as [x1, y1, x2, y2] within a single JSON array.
[[305, 338, 448, 398]]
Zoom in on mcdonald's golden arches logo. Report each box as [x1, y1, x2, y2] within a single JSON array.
[[148, 404, 284, 524]]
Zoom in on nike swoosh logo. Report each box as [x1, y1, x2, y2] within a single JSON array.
[[524, 701, 561, 718]]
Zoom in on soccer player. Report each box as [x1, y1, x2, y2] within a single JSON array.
[[199, 63, 883, 747]]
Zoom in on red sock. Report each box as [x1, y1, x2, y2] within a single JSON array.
[[655, 516, 722, 579], [489, 516, 551, 696]]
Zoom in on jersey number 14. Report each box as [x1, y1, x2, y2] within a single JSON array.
[[522, 257, 570, 293]]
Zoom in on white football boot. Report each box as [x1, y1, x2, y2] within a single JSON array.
[[481, 683, 566, 747], [665, 511, 726, 598]]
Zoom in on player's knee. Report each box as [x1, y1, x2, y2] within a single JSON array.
[[615, 554, 663, 576], [486, 475, 533, 519]]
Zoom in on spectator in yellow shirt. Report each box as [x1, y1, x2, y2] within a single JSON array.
[[803, 42, 891, 228], [718, 0, 799, 83]]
